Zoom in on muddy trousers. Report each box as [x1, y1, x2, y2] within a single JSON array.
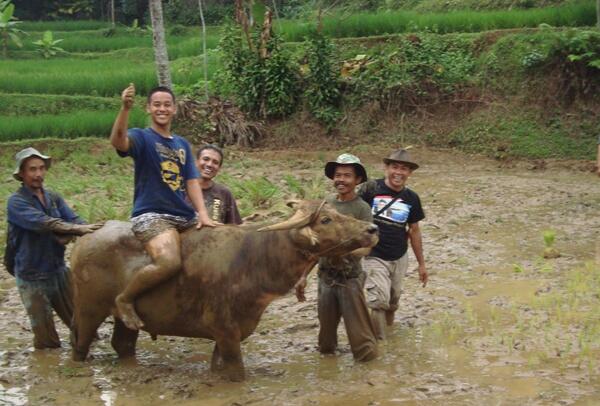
[[363, 254, 408, 340], [16, 270, 74, 349], [317, 275, 378, 362]]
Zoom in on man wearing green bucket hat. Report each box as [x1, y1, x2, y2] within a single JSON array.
[[358, 148, 428, 340], [296, 152, 378, 362], [6, 147, 102, 349]]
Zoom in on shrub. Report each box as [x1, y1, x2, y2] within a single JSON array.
[[215, 24, 300, 118], [348, 34, 476, 110], [303, 31, 341, 129]]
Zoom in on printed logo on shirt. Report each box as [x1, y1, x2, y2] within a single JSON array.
[[155, 143, 186, 163], [372, 195, 411, 224], [161, 160, 182, 191]]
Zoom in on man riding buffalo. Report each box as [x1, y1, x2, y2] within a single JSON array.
[[109, 84, 216, 330]]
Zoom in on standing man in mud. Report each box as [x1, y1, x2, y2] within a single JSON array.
[[110, 84, 215, 330], [6, 147, 102, 349], [195, 144, 242, 224], [358, 149, 428, 340], [297, 153, 378, 361]]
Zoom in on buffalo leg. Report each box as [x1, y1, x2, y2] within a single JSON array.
[[215, 337, 244, 381], [71, 312, 106, 361], [111, 318, 139, 358], [210, 343, 222, 372]]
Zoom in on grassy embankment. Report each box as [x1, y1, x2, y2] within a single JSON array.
[[278, 1, 595, 40], [0, 2, 598, 157]]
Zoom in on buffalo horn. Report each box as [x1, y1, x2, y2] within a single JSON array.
[[258, 210, 312, 231]]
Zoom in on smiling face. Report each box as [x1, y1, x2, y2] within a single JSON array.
[[196, 148, 223, 183], [146, 91, 176, 129], [19, 157, 47, 191], [384, 161, 413, 191], [333, 164, 362, 200]]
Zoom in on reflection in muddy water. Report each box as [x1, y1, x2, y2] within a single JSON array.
[[1, 148, 599, 404]]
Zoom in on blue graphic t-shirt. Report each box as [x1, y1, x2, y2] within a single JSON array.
[[358, 178, 425, 261], [118, 127, 199, 219]]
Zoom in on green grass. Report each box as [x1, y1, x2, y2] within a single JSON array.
[[8, 26, 222, 56], [0, 93, 121, 116], [0, 56, 219, 96], [448, 109, 598, 159], [278, 2, 596, 41], [0, 109, 148, 141], [19, 20, 112, 32]]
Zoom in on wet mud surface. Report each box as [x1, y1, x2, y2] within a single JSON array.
[[1, 147, 599, 405]]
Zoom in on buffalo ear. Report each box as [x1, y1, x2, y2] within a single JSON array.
[[296, 226, 319, 246], [286, 199, 301, 209]]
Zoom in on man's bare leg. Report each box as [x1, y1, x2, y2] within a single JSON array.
[[115, 229, 181, 330]]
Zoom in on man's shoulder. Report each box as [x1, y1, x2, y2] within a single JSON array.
[[210, 182, 233, 196], [402, 187, 421, 200]]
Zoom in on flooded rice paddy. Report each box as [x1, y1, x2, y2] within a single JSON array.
[[1, 147, 599, 405]]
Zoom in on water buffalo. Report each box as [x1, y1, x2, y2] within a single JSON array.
[[70, 200, 378, 380]]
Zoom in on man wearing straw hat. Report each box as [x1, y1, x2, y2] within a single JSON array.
[[358, 149, 428, 340], [5, 147, 102, 349], [296, 153, 378, 361]]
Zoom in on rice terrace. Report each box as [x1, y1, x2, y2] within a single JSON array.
[[0, 0, 599, 405]]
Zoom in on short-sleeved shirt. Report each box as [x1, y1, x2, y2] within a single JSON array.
[[358, 178, 425, 261], [7, 186, 84, 281], [203, 182, 242, 225], [118, 128, 199, 219], [318, 194, 373, 277]]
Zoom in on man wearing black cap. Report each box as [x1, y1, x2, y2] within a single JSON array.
[[296, 153, 378, 361], [358, 149, 428, 339], [5, 147, 102, 349]]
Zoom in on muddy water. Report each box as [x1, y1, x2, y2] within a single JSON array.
[[1, 147, 599, 405]]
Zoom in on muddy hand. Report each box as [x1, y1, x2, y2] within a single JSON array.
[[115, 294, 144, 330], [196, 215, 219, 230], [78, 223, 104, 235], [294, 277, 307, 302], [122, 83, 135, 110], [417, 265, 428, 288]]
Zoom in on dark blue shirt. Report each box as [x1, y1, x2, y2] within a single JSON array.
[[7, 185, 84, 281], [118, 128, 199, 219]]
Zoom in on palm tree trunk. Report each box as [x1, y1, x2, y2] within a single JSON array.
[[110, 0, 115, 27], [149, 0, 172, 89], [198, 0, 209, 100], [597, 0, 600, 29]]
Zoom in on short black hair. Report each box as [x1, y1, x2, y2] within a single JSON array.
[[196, 144, 224, 165], [146, 86, 176, 104]]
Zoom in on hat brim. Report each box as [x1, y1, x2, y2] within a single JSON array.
[[325, 162, 368, 183], [383, 158, 419, 170], [13, 154, 52, 181]]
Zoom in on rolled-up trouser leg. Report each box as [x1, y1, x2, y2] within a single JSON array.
[[50, 270, 74, 329], [363, 257, 393, 311], [317, 278, 342, 354], [387, 254, 408, 326], [339, 278, 378, 361], [17, 276, 62, 349]]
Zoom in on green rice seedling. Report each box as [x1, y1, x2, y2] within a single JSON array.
[[20, 20, 111, 32], [0, 58, 158, 96], [0, 93, 122, 116], [234, 177, 281, 210], [277, 2, 596, 41], [0, 55, 215, 96], [283, 174, 306, 198], [542, 229, 560, 258], [0, 109, 147, 141]]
